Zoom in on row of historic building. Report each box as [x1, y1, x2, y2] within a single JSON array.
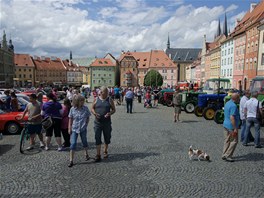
[[186, 2, 264, 90], [1, 2, 263, 90]]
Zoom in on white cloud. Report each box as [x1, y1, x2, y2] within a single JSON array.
[[226, 4, 238, 13], [0, 0, 242, 59]]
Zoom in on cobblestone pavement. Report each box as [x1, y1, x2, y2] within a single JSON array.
[[1, 100, 264, 198]]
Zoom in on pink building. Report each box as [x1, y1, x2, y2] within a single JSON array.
[[233, 34, 246, 90]]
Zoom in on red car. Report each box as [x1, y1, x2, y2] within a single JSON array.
[[0, 110, 28, 135]]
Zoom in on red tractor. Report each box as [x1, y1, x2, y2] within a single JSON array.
[[163, 92, 174, 107]]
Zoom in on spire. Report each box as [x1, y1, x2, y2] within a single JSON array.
[[223, 13, 228, 37], [167, 33, 170, 49], [216, 19, 221, 37], [70, 51, 72, 60], [2, 30, 7, 50], [9, 39, 14, 51]]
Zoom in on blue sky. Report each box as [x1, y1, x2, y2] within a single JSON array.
[[0, 0, 261, 59]]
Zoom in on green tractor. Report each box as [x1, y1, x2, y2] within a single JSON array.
[[181, 91, 206, 113], [250, 76, 264, 126], [214, 95, 231, 124], [214, 76, 264, 125]]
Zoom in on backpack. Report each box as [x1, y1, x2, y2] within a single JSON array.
[[173, 93, 182, 106]]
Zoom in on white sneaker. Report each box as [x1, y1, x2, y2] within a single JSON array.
[[45, 146, 49, 151], [57, 147, 63, 151], [26, 146, 34, 151], [40, 141, 45, 148]]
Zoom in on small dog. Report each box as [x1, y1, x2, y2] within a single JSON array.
[[188, 145, 210, 161]]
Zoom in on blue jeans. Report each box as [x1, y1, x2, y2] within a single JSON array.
[[240, 119, 254, 142], [243, 117, 260, 146], [70, 130, 88, 150]]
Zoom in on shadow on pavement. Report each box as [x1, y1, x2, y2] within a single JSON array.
[[181, 120, 200, 123], [22, 148, 42, 155], [76, 152, 159, 165], [233, 153, 264, 162], [0, 144, 15, 156]]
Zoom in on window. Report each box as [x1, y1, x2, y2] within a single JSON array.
[[109, 74, 112, 77], [29, 74, 32, 78], [230, 57, 232, 64], [171, 69, 174, 73], [98, 80, 101, 83], [228, 49, 230, 54], [93, 74, 95, 77], [230, 69, 232, 76], [262, 53, 264, 65], [93, 80, 96, 83], [109, 80, 112, 83], [24, 74, 26, 78], [24, 69, 26, 72], [98, 74, 101, 77], [19, 74, 21, 78], [104, 74, 106, 77], [19, 69, 21, 72], [171, 76, 173, 80]]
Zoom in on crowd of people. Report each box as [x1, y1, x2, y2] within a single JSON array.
[[222, 91, 263, 162], [2, 83, 263, 166], [0, 90, 21, 112]]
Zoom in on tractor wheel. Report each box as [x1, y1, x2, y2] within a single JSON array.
[[184, 102, 195, 113], [166, 99, 173, 107], [194, 106, 203, 117], [160, 97, 165, 105], [203, 107, 215, 120], [214, 109, 224, 124]]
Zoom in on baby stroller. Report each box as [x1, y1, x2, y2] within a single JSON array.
[[144, 98, 152, 108]]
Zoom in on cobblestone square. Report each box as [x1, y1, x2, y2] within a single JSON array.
[[1, 101, 264, 197]]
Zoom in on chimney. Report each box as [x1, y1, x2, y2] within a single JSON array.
[[41, 56, 45, 61], [250, 3, 257, 13]]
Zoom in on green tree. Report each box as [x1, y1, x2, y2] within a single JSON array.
[[144, 69, 163, 87]]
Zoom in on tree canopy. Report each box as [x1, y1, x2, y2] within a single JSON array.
[[144, 69, 163, 87]]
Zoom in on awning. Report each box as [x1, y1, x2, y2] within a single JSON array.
[[13, 78, 20, 80]]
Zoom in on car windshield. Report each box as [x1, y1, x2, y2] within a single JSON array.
[[250, 80, 264, 93], [0, 109, 5, 114], [18, 97, 29, 105]]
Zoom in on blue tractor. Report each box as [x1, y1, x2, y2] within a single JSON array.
[[194, 78, 230, 120]]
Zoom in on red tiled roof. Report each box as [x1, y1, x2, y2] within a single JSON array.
[[32, 56, 65, 70], [90, 58, 116, 67], [62, 60, 80, 71], [15, 54, 34, 67], [119, 50, 175, 69], [149, 50, 176, 68], [119, 51, 150, 69], [231, 1, 264, 36]]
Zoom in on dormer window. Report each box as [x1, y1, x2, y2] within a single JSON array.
[[99, 61, 103, 64], [144, 59, 147, 61]]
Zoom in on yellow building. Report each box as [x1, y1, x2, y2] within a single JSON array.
[[14, 54, 35, 87]]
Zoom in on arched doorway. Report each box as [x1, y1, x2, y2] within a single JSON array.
[[238, 80, 242, 91], [244, 78, 247, 90]]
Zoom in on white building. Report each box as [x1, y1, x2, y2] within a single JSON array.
[[221, 37, 234, 87]]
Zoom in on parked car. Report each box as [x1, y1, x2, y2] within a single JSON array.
[[0, 109, 28, 134]]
